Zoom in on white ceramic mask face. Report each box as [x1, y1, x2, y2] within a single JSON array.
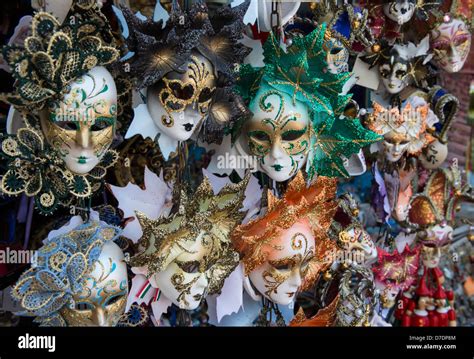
[[421, 224, 453, 268], [246, 89, 310, 182], [41, 66, 117, 174], [431, 18, 471, 73], [150, 232, 220, 310], [379, 60, 409, 94], [383, 0, 416, 25], [382, 130, 411, 162], [248, 219, 315, 305], [61, 241, 128, 326], [375, 279, 401, 309], [147, 53, 216, 142], [338, 226, 377, 264]]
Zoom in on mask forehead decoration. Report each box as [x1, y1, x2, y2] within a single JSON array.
[[232, 172, 338, 292], [236, 23, 380, 179], [130, 174, 249, 308], [0, 1, 120, 214], [122, 2, 250, 145], [11, 221, 125, 326]]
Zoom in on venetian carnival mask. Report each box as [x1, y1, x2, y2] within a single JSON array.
[[11, 221, 125, 327], [382, 130, 411, 161], [248, 219, 316, 305], [325, 38, 349, 74], [379, 58, 409, 94], [147, 53, 216, 142], [383, 0, 416, 25], [245, 89, 310, 182], [40, 66, 117, 175], [419, 224, 453, 268], [372, 246, 420, 309], [337, 226, 377, 264], [431, 17, 471, 73], [130, 176, 247, 310], [233, 173, 338, 306], [61, 241, 128, 326]]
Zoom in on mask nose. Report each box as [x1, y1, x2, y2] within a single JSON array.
[[91, 307, 107, 327], [270, 138, 285, 160], [76, 124, 91, 149], [288, 270, 302, 288]]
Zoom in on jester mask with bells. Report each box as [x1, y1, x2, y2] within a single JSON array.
[[130, 175, 249, 310], [231, 172, 338, 306], [407, 167, 474, 269], [430, 0, 473, 73], [372, 245, 420, 309], [236, 23, 380, 182], [122, 2, 249, 156], [12, 221, 128, 327], [366, 100, 437, 162], [361, 37, 432, 95]]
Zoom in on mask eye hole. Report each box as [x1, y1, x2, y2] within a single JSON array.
[[104, 295, 122, 307], [380, 68, 390, 78], [249, 130, 271, 142], [177, 261, 200, 274], [169, 82, 194, 101], [198, 87, 215, 103], [90, 118, 113, 131], [281, 128, 306, 142], [55, 121, 78, 130], [75, 302, 94, 311], [395, 70, 406, 78], [272, 263, 291, 271]]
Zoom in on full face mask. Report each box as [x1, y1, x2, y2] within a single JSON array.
[[430, 17, 471, 73], [372, 245, 420, 308], [383, 0, 416, 25], [379, 57, 409, 94], [11, 221, 126, 326], [147, 53, 216, 142], [245, 88, 310, 182], [418, 224, 453, 268], [248, 219, 316, 305], [41, 66, 117, 175], [325, 38, 350, 74], [232, 173, 338, 305], [367, 101, 434, 162], [130, 175, 248, 310]]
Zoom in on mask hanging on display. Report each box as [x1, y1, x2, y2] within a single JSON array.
[[372, 245, 420, 309], [129, 175, 249, 311], [231, 172, 338, 306], [361, 36, 432, 95], [0, 2, 121, 214], [122, 2, 250, 160], [12, 221, 127, 326], [383, 0, 417, 25], [407, 167, 474, 267], [430, 0, 473, 73], [366, 100, 437, 162], [331, 194, 378, 265], [236, 23, 381, 182]]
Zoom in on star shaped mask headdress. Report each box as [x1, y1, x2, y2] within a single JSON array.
[[130, 174, 250, 296], [236, 23, 381, 179], [121, 1, 251, 144]]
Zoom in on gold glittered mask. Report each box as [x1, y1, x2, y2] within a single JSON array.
[[130, 175, 249, 310], [158, 55, 216, 116], [40, 66, 117, 175]]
